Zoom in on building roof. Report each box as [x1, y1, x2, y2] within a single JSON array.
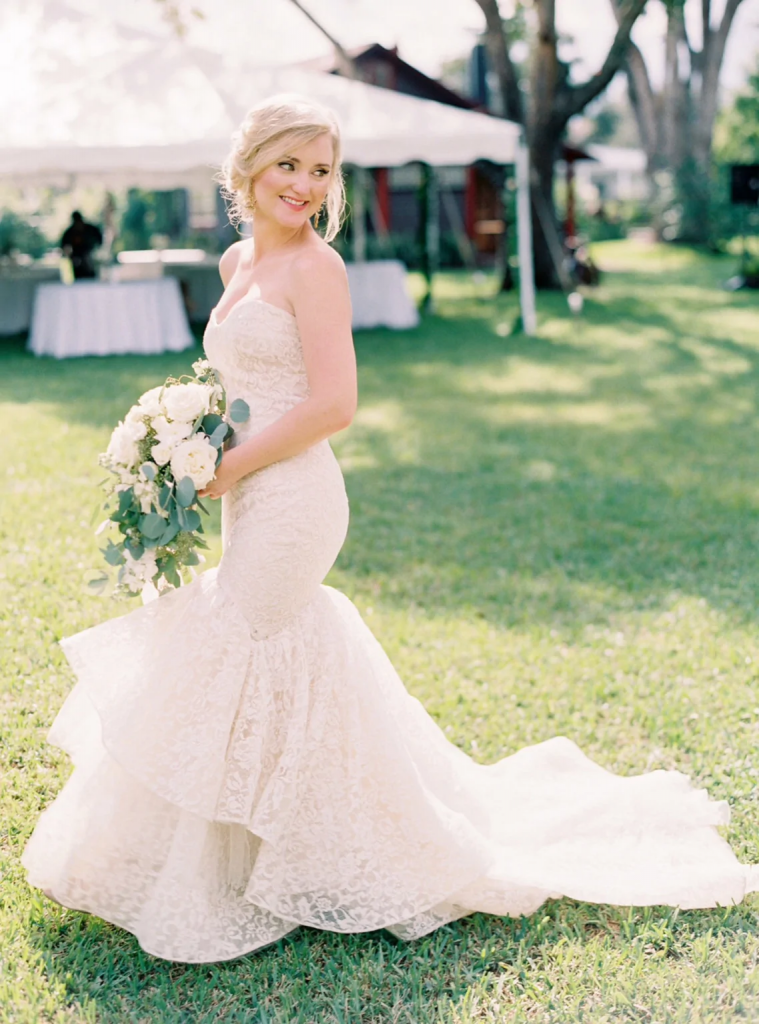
[[296, 42, 479, 111]]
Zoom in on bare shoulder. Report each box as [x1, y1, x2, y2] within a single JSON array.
[[291, 239, 346, 281], [218, 239, 250, 287], [289, 240, 349, 306]]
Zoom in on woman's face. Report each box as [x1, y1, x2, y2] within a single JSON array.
[[252, 132, 334, 231]]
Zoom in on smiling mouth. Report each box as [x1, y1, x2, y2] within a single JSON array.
[[280, 196, 308, 208]]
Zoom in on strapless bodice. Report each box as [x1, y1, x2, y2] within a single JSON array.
[[203, 298, 309, 440]]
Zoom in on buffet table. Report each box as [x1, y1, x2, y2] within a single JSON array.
[[28, 278, 195, 358]]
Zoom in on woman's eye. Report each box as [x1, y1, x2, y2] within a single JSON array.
[[279, 161, 294, 171]]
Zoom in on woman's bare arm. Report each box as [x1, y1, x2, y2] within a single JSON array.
[[199, 247, 356, 498]]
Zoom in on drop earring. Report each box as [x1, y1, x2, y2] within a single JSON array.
[[314, 203, 325, 229]]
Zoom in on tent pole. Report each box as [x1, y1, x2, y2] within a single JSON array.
[[420, 163, 439, 312], [515, 131, 536, 336], [352, 167, 367, 262]]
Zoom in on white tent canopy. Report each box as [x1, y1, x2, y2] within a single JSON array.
[[0, 2, 535, 331]]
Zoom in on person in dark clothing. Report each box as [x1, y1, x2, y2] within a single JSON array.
[[60, 211, 103, 280]]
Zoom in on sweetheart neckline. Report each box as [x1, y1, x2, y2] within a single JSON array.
[[210, 295, 298, 328]]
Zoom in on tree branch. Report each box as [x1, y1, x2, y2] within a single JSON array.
[[608, 0, 658, 163], [471, 0, 525, 123], [626, 39, 660, 161], [712, 0, 745, 68], [286, 0, 357, 78], [694, 0, 746, 160], [563, 0, 648, 118]]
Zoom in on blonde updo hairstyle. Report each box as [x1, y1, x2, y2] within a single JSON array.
[[220, 94, 345, 243]]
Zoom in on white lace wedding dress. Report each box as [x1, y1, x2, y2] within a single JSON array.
[[23, 297, 758, 963]]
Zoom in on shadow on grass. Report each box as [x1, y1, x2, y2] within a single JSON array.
[[24, 895, 754, 1023]]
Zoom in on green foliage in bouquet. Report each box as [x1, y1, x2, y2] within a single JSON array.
[[90, 359, 249, 597]]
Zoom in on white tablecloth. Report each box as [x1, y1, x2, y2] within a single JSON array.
[[28, 278, 195, 358], [346, 260, 419, 330]]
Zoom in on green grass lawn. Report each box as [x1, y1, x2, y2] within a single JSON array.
[[2, 240, 759, 1022]]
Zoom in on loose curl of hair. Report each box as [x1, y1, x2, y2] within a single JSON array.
[[218, 94, 345, 243]]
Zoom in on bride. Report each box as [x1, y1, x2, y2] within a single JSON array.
[[23, 95, 757, 964]]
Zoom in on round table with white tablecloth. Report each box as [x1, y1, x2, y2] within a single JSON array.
[[28, 278, 195, 358], [345, 260, 419, 330]]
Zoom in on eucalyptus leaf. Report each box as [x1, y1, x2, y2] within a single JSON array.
[[84, 571, 109, 596], [103, 541, 125, 566], [228, 398, 250, 424], [118, 488, 135, 514], [139, 512, 167, 540], [215, 447, 223, 468], [158, 482, 173, 510], [177, 506, 201, 532], [161, 557, 181, 589], [140, 462, 156, 481], [201, 413, 224, 436], [176, 475, 196, 508], [209, 423, 229, 449], [124, 538, 144, 561], [158, 521, 180, 547], [183, 509, 201, 532]]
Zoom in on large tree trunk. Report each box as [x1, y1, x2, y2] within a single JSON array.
[[613, 0, 747, 243], [475, 0, 648, 289]]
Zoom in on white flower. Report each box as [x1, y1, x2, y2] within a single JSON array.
[[125, 403, 149, 427], [106, 419, 147, 467], [121, 549, 158, 590], [192, 357, 212, 376], [151, 414, 193, 447], [170, 436, 217, 490], [162, 382, 211, 424], [134, 478, 158, 514], [117, 466, 139, 485], [151, 442, 173, 467], [137, 386, 165, 418]]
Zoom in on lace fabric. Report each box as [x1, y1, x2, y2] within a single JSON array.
[[22, 299, 759, 963]]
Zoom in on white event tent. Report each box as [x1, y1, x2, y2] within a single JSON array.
[[0, 2, 535, 332]]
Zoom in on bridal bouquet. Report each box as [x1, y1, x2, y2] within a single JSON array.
[[90, 358, 249, 597]]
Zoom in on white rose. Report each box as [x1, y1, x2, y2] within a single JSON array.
[[125, 403, 149, 427], [151, 442, 173, 467], [170, 436, 217, 490], [106, 419, 147, 467], [151, 414, 193, 447], [137, 386, 165, 418], [162, 382, 211, 424]]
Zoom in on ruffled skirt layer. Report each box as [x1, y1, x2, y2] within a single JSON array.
[[23, 569, 758, 962]]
